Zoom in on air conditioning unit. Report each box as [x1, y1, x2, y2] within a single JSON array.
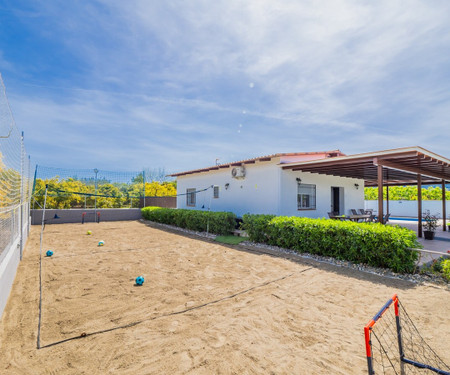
[[231, 166, 246, 179]]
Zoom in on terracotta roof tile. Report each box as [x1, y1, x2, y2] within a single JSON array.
[[168, 150, 345, 177]]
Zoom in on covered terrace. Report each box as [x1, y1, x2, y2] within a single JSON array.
[[281, 146, 450, 238]]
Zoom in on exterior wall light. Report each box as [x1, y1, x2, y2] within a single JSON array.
[[225, 183, 230, 190], [354, 183, 359, 190], [296, 177, 302, 183]]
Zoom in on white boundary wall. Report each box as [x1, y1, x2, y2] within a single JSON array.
[[30, 208, 142, 225], [365, 200, 450, 218], [0, 218, 29, 319]]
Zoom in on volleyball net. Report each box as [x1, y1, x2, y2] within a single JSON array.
[[32, 165, 177, 209]]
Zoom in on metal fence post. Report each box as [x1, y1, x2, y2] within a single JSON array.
[[19, 132, 24, 259], [94, 168, 98, 213], [143, 170, 146, 208], [394, 299, 406, 375], [27, 155, 31, 236]]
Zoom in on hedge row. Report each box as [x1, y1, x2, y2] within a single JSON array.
[[242, 214, 421, 273], [442, 260, 450, 281], [141, 207, 236, 235]]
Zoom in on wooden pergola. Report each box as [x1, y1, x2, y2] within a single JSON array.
[[281, 146, 450, 237]]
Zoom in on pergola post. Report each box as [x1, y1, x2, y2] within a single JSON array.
[[386, 185, 389, 217], [418, 174, 422, 238], [377, 164, 383, 223], [443, 180, 447, 232]]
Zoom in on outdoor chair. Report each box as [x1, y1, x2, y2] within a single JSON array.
[[372, 213, 390, 224], [358, 209, 366, 215], [365, 213, 375, 222], [350, 209, 359, 215], [328, 211, 338, 219]]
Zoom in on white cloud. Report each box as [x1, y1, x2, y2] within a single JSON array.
[[4, 0, 450, 171]]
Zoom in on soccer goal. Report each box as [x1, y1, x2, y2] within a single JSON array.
[[81, 211, 101, 224], [364, 294, 449, 375]]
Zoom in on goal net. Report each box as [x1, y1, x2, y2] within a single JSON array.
[[364, 294, 449, 375]]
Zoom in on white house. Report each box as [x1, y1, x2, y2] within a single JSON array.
[[169, 150, 365, 218]]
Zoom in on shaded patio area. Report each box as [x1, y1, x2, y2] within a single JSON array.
[[388, 219, 450, 265], [282, 146, 450, 238]]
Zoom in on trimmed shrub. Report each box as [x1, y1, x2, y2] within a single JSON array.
[[141, 207, 236, 235], [241, 214, 276, 243], [442, 259, 450, 281], [242, 214, 421, 273]]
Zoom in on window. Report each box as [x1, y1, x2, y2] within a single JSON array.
[[186, 188, 196, 207], [297, 183, 316, 210], [213, 185, 219, 198]]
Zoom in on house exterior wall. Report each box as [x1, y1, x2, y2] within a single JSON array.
[[176, 159, 366, 218], [176, 161, 281, 217], [279, 170, 365, 218]]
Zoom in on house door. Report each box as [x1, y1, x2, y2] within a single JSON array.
[[331, 187, 343, 215]]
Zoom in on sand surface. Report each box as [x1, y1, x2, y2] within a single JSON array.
[[0, 220, 448, 374]]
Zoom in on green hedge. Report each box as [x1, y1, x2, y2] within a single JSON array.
[[242, 214, 421, 273], [442, 259, 450, 281], [141, 207, 236, 235]]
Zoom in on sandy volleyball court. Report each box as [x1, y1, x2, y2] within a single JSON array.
[[0, 220, 448, 374]]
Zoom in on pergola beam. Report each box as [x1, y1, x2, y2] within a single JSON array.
[[282, 151, 419, 170], [374, 158, 449, 181], [364, 179, 439, 187]]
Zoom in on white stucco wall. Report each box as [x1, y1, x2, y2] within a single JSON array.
[[177, 161, 280, 217], [176, 160, 365, 218], [279, 170, 365, 218]]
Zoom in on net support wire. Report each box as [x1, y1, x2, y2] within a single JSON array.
[[33, 184, 214, 200], [36, 184, 48, 350]]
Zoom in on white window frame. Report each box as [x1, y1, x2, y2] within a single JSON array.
[[297, 183, 316, 210], [186, 188, 196, 207]]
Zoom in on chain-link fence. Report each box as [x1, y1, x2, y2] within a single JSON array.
[[0, 74, 31, 262]]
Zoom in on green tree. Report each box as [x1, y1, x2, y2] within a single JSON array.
[[365, 186, 450, 200], [31, 177, 178, 209]]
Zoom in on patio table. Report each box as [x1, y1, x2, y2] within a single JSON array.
[[348, 214, 371, 222]]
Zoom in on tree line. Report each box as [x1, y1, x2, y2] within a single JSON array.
[[364, 186, 450, 200], [32, 177, 177, 209]]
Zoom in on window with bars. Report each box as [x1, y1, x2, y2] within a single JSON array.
[[186, 188, 196, 207], [213, 185, 219, 198], [297, 183, 316, 210]]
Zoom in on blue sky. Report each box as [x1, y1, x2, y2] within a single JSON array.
[[1, 1, 450, 174]]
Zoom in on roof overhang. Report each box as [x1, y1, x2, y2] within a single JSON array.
[[281, 146, 450, 186], [168, 150, 344, 177]]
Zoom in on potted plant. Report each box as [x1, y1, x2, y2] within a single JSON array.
[[422, 211, 438, 240]]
